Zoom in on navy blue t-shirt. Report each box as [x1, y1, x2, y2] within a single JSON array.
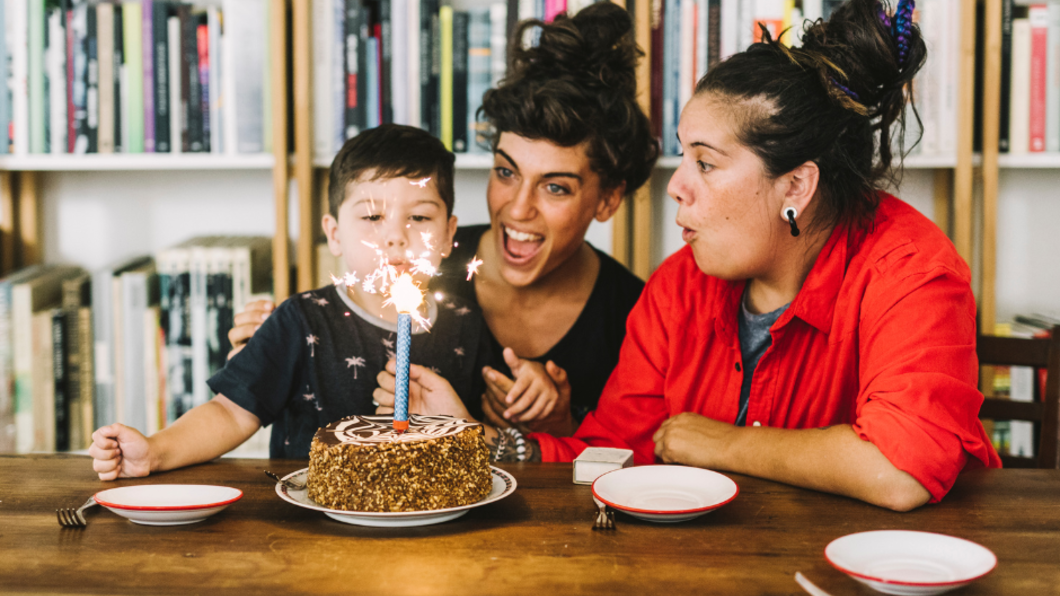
[[208, 284, 491, 458]]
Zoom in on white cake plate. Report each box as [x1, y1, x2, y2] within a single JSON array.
[[274, 467, 516, 528]]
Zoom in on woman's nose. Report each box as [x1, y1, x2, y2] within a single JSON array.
[[667, 166, 690, 205]]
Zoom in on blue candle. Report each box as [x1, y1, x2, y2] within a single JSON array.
[[393, 312, 411, 432]]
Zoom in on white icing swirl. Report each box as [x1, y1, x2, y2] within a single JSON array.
[[321, 414, 482, 445]]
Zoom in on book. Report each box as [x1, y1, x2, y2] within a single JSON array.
[[1046, 1, 1060, 152], [70, 0, 89, 154], [142, 0, 154, 152], [1029, 4, 1047, 153], [407, 0, 421, 129], [153, 1, 171, 153], [421, 0, 439, 136], [708, 0, 720, 68], [0, 265, 55, 452], [313, 0, 334, 159], [489, 2, 506, 89], [650, 0, 663, 144], [113, 0, 123, 152], [60, 272, 91, 451], [1011, 18, 1031, 155], [143, 304, 162, 435], [207, 5, 221, 153], [679, 0, 694, 111], [12, 264, 81, 452], [118, 259, 157, 434], [84, 2, 98, 153], [451, 10, 468, 152], [439, 2, 453, 149], [223, 0, 266, 153], [157, 242, 193, 423], [196, 15, 210, 152], [47, 5, 67, 154], [122, 0, 143, 153], [29, 0, 44, 153], [380, 0, 393, 125], [92, 255, 150, 429], [344, 0, 365, 139], [50, 308, 67, 450], [695, 0, 707, 82], [467, 8, 490, 153], [180, 5, 201, 152], [999, 0, 1014, 152], [367, 29, 379, 129], [8, 0, 30, 154], [97, 1, 114, 153], [205, 245, 231, 379], [168, 14, 180, 153]]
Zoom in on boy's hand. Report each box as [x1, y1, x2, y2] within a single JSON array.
[[481, 348, 574, 436], [228, 299, 274, 359], [374, 360, 474, 421], [89, 424, 154, 481]]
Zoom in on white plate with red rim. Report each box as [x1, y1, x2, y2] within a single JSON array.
[[591, 465, 739, 522], [93, 485, 243, 526], [274, 466, 517, 527], [825, 530, 997, 595]]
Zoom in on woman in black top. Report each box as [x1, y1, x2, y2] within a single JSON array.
[[230, 3, 658, 435]]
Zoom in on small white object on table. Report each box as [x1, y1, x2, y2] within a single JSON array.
[[573, 447, 634, 485]]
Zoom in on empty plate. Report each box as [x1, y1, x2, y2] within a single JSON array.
[[825, 530, 997, 595], [93, 485, 243, 526], [591, 465, 739, 522]]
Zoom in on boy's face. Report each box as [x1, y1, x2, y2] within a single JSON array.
[[322, 172, 458, 293]]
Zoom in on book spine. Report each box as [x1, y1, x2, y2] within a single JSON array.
[[695, 0, 707, 81], [97, 3, 113, 153], [0, 282, 13, 451], [143, 305, 160, 435], [91, 269, 114, 428], [467, 8, 490, 153], [189, 247, 208, 410], [165, 253, 193, 423], [48, 7, 66, 154], [168, 15, 180, 153], [429, 0, 440, 136], [76, 306, 92, 448], [489, 3, 506, 89], [153, 2, 170, 153], [141, 0, 154, 152], [1029, 5, 1048, 153], [207, 6, 221, 153], [226, 0, 265, 154], [333, 0, 346, 140], [1046, 1, 1060, 152], [9, 0, 29, 154], [121, 272, 147, 433], [662, 0, 677, 155], [357, 2, 370, 132], [380, 0, 393, 125], [60, 278, 83, 451], [391, 0, 408, 126], [0, 0, 7, 153], [420, 0, 436, 134], [679, 0, 694, 108], [32, 310, 54, 451], [708, 0, 720, 68], [345, 0, 363, 138], [1011, 21, 1031, 155], [312, 0, 332, 158], [196, 18, 210, 152], [13, 284, 32, 452], [406, 0, 421, 129], [122, 1, 143, 153], [113, 3, 123, 152], [650, 0, 663, 144], [440, 2, 452, 149], [85, 3, 97, 153], [451, 10, 468, 152], [69, 1, 86, 154], [51, 309, 67, 451], [181, 6, 199, 152], [29, 0, 44, 153], [367, 31, 379, 129], [999, 0, 1013, 152]]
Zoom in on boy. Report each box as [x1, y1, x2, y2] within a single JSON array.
[[90, 125, 491, 479]]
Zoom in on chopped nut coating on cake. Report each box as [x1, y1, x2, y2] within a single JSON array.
[[307, 415, 492, 512]]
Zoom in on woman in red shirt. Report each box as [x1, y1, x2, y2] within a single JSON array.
[[376, 0, 1001, 511]]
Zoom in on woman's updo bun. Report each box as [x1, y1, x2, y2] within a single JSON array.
[[479, 2, 658, 197], [694, 0, 927, 233]]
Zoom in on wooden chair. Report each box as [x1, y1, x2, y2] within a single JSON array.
[[977, 326, 1060, 469]]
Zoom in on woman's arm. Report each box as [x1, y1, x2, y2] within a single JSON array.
[[653, 414, 930, 511]]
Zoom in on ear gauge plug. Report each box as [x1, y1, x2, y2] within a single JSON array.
[[784, 207, 800, 237]]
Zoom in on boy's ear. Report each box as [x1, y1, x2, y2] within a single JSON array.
[[443, 215, 459, 258], [322, 213, 343, 257], [594, 183, 626, 223]]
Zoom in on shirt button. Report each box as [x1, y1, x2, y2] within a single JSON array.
[[752, 421, 762, 427]]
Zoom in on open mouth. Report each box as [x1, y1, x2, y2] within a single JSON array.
[[501, 225, 545, 264]]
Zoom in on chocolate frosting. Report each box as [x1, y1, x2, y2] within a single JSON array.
[[314, 414, 482, 445]]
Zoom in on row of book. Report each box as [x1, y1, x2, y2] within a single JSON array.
[[0, 235, 272, 454], [0, 0, 272, 155], [648, 0, 958, 157], [983, 316, 1057, 459], [997, 2, 1060, 154], [312, 0, 513, 159]]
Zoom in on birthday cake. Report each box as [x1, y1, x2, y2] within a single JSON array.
[[307, 414, 493, 512]]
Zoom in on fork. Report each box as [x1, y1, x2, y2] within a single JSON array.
[[592, 501, 616, 530], [264, 469, 306, 490], [56, 496, 98, 528]]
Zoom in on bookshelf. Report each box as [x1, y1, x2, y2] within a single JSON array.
[[0, 0, 291, 301]]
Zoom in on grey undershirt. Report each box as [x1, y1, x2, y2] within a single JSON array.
[[736, 294, 790, 427]]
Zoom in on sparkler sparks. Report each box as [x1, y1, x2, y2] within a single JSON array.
[[466, 256, 483, 281], [411, 177, 432, 188]]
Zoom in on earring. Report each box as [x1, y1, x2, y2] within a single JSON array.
[[784, 207, 800, 237]]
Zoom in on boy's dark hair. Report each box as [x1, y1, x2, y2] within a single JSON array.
[[479, 2, 659, 198], [695, 0, 927, 234], [328, 124, 456, 218]]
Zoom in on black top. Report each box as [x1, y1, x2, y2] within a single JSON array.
[[208, 285, 491, 458], [433, 225, 645, 420]]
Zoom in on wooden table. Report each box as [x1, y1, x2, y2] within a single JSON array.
[[1, 455, 1058, 595]]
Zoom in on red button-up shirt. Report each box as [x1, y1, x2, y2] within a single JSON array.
[[532, 195, 1001, 502]]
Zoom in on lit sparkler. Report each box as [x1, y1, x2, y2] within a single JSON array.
[[466, 256, 483, 281]]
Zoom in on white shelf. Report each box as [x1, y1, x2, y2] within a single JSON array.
[[997, 153, 1060, 169], [0, 153, 276, 171], [654, 154, 960, 170], [312, 152, 495, 170]]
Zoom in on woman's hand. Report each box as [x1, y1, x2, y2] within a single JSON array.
[[481, 348, 574, 435], [88, 424, 154, 481], [373, 360, 474, 420], [652, 412, 736, 469], [227, 299, 274, 359]]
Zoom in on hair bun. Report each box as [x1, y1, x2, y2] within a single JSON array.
[[508, 3, 639, 98]]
